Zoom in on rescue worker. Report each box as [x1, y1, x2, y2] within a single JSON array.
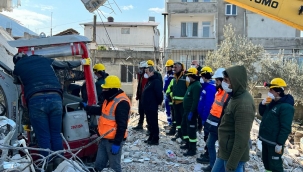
[[180, 67, 201, 156], [146, 59, 163, 85], [82, 75, 130, 172], [197, 66, 216, 161], [81, 63, 108, 104], [212, 66, 255, 172], [259, 78, 294, 172], [198, 68, 230, 171], [141, 62, 163, 145], [171, 62, 188, 141], [13, 53, 91, 171], [133, 61, 148, 130], [163, 59, 174, 128]]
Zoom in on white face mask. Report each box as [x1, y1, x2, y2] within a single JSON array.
[[267, 92, 275, 99], [200, 78, 204, 84], [191, 65, 197, 68], [186, 76, 190, 82], [94, 74, 99, 80], [222, 81, 232, 93], [144, 73, 149, 78]]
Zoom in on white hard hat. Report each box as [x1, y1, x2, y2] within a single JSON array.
[[139, 61, 147, 68], [212, 68, 225, 79]]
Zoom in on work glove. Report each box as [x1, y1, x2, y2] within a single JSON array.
[[80, 102, 87, 109], [275, 144, 282, 154], [187, 112, 193, 121], [261, 97, 272, 105], [111, 144, 120, 155], [81, 58, 91, 65]]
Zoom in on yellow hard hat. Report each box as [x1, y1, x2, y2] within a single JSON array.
[[201, 66, 213, 74], [101, 75, 121, 89], [165, 59, 174, 67], [93, 63, 106, 71], [147, 60, 154, 66], [269, 78, 287, 88], [186, 67, 198, 76]]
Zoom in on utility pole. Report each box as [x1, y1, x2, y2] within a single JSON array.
[[50, 12, 53, 36], [92, 15, 97, 64], [162, 12, 168, 61]]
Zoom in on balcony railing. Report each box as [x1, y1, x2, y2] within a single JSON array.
[[167, 2, 217, 14], [169, 37, 217, 50]]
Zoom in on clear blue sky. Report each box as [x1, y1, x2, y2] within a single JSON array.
[[1, 0, 165, 43]]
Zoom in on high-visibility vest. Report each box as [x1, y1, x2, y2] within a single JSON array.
[[209, 89, 228, 118], [98, 92, 131, 139]]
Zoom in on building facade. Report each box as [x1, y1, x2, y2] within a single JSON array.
[[165, 0, 303, 66]]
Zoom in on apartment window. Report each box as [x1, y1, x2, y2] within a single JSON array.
[[225, 4, 237, 15], [120, 65, 138, 82], [182, 0, 199, 2], [121, 28, 130, 34], [181, 22, 198, 37], [202, 21, 211, 38]]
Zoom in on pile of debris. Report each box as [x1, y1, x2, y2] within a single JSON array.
[[120, 112, 303, 172]]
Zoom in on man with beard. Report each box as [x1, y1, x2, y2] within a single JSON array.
[[82, 75, 130, 172], [141, 62, 163, 145], [198, 68, 231, 172]]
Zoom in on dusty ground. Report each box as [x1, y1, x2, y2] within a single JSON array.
[[118, 110, 303, 172]]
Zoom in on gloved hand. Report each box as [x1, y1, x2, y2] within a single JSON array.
[[262, 97, 272, 105], [275, 144, 282, 154], [111, 144, 120, 155], [81, 58, 91, 65], [188, 112, 193, 121], [80, 102, 87, 109]]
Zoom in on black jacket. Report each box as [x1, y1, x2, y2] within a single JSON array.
[[141, 74, 163, 111], [85, 90, 130, 145]]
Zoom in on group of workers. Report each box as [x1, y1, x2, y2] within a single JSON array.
[[12, 52, 294, 172]]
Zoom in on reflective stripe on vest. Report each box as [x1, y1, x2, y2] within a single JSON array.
[[98, 93, 131, 139], [209, 90, 228, 118]]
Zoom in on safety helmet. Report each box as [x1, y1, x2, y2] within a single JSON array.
[[201, 66, 213, 74], [212, 68, 225, 79], [185, 67, 198, 76], [165, 59, 174, 67], [93, 63, 106, 72], [139, 61, 146, 68], [147, 60, 154, 66], [101, 75, 121, 89], [267, 78, 287, 89]]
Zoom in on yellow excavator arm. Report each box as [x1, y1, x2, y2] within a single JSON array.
[[224, 0, 303, 31]]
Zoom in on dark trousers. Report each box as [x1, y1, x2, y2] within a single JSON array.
[[171, 105, 175, 128], [197, 115, 202, 131], [262, 142, 284, 172], [173, 103, 184, 137], [138, 99, 145, 125], [203, 129, 209, 156], [145, 110, 159, 141], [181, 111, 197, 144]]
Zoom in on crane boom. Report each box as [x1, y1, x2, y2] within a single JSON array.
[[224, 0, 303, 30]]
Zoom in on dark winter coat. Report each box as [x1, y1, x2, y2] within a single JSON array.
[[259, 94, 294, 146], [141, 74, 163, 111]]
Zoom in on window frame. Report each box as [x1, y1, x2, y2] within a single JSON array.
[[225, 4, 237, 16], [120, 64, 138, 83], [202, 21, 211, 38], [121, 28, 130, 34], [181, 22, 198, 37]]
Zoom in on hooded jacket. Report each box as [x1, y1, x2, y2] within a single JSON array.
[[217, 65, 255, 171], [259, 94, 294, 146], [197, 80, 216, 123]]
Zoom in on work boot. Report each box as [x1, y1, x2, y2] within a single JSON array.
[[201, 165, 212, 172], [180, 140, 189, 149], [132, 124, 143, 130], [196, 153, 210, 164], [183, 142, 196, 156], [53, 157, 64, 170], [166, 127, 176, 136]]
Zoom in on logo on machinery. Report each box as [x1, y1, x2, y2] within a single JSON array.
[[71, 124, 83, 129], [250, 0, 279, 9]]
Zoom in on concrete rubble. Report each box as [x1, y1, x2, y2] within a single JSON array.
[[120, 112, 303, 172]]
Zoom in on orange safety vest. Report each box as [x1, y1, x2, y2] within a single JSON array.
[[209, 89, 228, 118], [98, 92, 131, 139]]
